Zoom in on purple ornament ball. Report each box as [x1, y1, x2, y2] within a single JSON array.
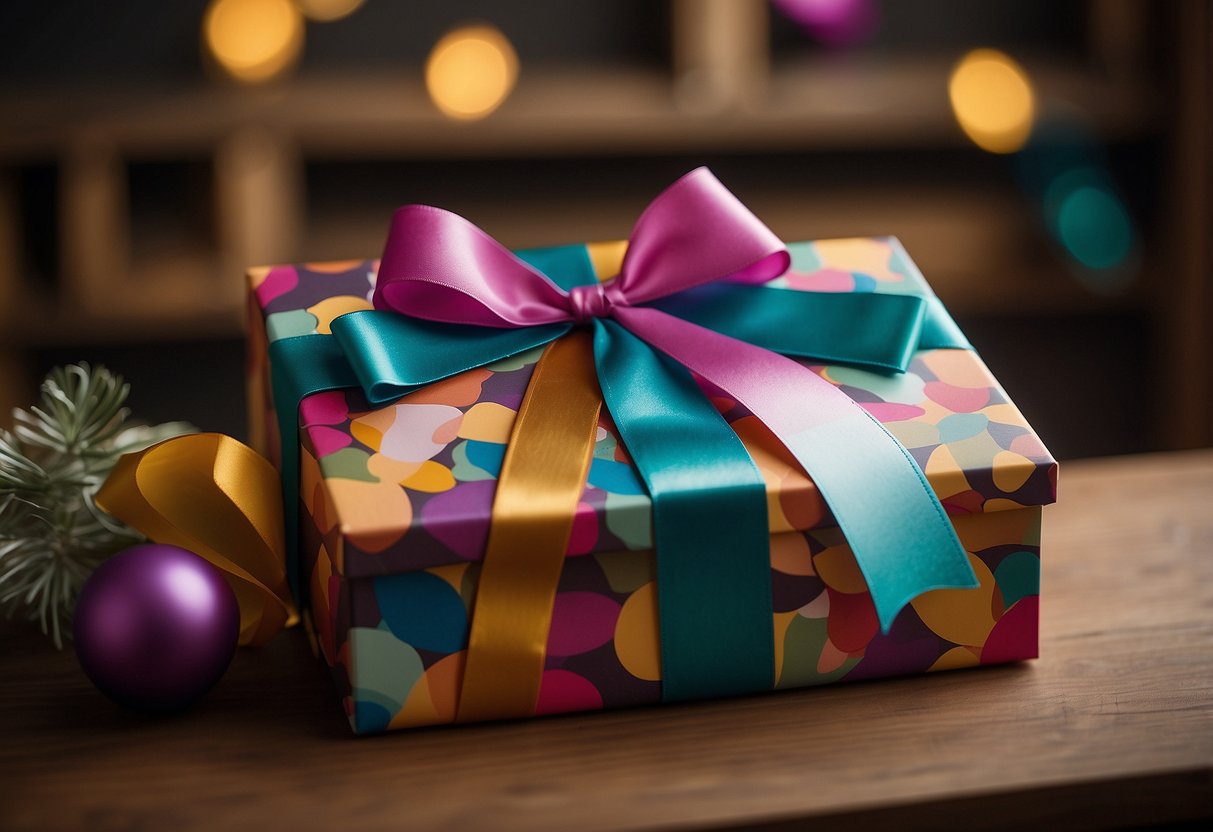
[[74, 544, 240, 712]]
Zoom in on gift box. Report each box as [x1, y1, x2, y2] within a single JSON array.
[[246, 174, 1056, 735]]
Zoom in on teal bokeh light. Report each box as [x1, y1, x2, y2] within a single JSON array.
[[1056, 184, 1134, 270], [1042, 167, 1136, 282]]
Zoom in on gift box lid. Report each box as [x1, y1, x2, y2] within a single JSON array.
[[248, 236, 1057, 579]]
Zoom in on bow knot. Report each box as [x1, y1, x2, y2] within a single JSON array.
[[567, 280, 624, 323]]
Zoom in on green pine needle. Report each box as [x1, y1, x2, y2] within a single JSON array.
[[0, 363, 194, 648]]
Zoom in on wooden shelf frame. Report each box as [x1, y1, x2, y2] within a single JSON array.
[[0, 57, 1157, 164]]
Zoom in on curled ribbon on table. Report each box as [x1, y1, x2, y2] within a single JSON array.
[[96, 433, 298, 647], [306, 167, 979, 721]]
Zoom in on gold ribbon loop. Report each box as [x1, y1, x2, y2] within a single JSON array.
[[456, 332, 602, 723], [96, 433, 298, 646]]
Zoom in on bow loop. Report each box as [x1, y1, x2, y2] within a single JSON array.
[[616, 167, 791, 303], [375, 204, 571, 328]]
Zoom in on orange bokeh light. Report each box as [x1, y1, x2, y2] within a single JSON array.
[[203, 0, 304, 84], [425, 25, 519, 121], [948, 48, 1036, 154]]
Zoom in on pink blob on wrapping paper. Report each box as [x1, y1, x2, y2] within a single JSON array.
[[1010, 432, 1051, 459], [546, 592, 621, 657], [925, 381, 991, 414], [381, 404, 462, 462], [534, 669, 603, 716], [567, 502, 599, 556], [306, 425, 353, 457], [255, 266, 299, 306], [300, 391, 351, 427], [784, 267, 855, 293], [981, 595, 1039, 664]]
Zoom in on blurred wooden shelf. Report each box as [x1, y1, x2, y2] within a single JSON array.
[[3, 290, 244, 348], [0, 57, 1155, 162]]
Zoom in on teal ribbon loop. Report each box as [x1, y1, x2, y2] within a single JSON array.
[[651, 284, 928, 372], [334, 313, 569, 406]]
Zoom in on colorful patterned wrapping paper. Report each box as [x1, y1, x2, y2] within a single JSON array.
[[246, 236, 1056, 734]]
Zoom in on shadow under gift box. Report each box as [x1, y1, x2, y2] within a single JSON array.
[[245, 236, 1056, 735]]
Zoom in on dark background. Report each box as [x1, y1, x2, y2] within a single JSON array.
[[2, 1, 1208, 459]]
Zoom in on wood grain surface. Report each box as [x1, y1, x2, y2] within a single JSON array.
[[2, 451, 1211, 831]]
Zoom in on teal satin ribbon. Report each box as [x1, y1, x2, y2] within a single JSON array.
[[519, 246, 774, 697], [654, 285, 919, 371], [593, 319, 774, 699], [268, 336, 361, 601], [269, 243, 972, 700]]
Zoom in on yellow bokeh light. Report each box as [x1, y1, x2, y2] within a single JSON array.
[[203, 0, 304, 84], [425, 25, 519, 121], [295, 0, 365, 23], [948, 48, 1036, 154]]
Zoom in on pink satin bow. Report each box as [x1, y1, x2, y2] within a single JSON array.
[[374, 167, 791, 326]]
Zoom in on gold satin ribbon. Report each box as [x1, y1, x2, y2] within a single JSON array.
[[95, 433, 298, 647], [456, 332, 602, 722]]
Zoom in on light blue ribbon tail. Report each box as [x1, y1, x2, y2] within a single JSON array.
[[781, 411, 979, 632]]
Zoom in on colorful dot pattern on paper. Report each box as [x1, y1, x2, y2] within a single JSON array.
[[302, 498, 1042, 733], [249, 237, 1054, 733]]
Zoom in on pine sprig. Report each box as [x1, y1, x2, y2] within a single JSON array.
[[0, 363, 194, 647]]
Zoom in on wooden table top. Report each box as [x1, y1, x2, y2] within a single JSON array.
[[3, 451, 1212, 831]]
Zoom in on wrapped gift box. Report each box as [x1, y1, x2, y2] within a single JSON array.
[[246, 235, 1056, 735]]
